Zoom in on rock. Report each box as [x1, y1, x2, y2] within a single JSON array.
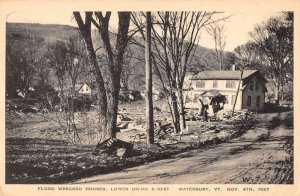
[[154, 123, 173, 138], [95, 138, 134, 157], [209, 125, 216, 130], [190, 135, 199, 139], [116, 148, 129, 157], [117, 114, 132, 123], [117, 122, 130, 129], [129, 133, 146, 141]]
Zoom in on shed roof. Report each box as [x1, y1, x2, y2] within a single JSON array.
[[75, 83, 91, 92], [191, 70, 259, 80]]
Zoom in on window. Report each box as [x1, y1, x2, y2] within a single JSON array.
[[256, 96, 260, 107], [231, 95, 236, 105], [196, 80, 205, 88], [226, 80, 236, 88], [213, 80, 218, 88], [226, 80, 231, 88], [249, 81, 254, 91], [86, 86, 89, 92], [255, 82, 259, 91], [247, 96, 251, 107], [231, 81, 236, 88]]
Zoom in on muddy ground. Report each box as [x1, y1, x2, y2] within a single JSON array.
[[5, 101, 293, 184]]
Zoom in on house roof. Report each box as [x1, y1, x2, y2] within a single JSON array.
[[191, 70, 260, 81], [75, 84, 84, 92], [54, 83, 91, 93], [75, 83, 91, 92], [186, 70, 268, 92]]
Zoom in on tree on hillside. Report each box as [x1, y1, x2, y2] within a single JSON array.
[[131, 11, 225, 133], [223, 51, 237, 70], [120, 46, 145, 91], [6, 34, 45, 98], [33, 57, 52, 98], [233, 41, 266, 71], [47, 35, 88, 92], [73, 12, 131, 140], [249, 12, 293, 101], [206, 24, 227, 70], [189, 47, 235, 71]]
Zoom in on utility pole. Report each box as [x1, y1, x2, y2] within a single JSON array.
[[145, 12, 154, 145], [232, 66, 246, 116]]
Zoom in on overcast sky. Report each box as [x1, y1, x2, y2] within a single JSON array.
[[6, 11, 280, 52]]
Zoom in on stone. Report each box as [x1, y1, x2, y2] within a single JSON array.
[[95, 138, 134, 157]]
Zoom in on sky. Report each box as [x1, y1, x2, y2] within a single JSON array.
[[6, 10, 280, 52]]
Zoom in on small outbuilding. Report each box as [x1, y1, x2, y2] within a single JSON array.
[[75, 83, 92, 95]]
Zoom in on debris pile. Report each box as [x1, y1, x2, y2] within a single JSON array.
[[154, 123, 173, 139], [6, 100, 39, 113], [124, 122, 175, 142], [228, 109, 254, 121], [191, 124, 235, 142], [224, 110, 256, 128], [185, 109, 196, 121], [129, 132, 147, 142], [117, 113, 133, 123], [216, 110, 232, 120]]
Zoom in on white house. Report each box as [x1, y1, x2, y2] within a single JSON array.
[[184, 70, 268, 112]]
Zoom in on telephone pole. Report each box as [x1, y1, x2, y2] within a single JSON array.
[[145, 12, 154, 145]]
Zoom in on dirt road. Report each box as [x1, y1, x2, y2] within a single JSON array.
[[75, 113, 293, 184]]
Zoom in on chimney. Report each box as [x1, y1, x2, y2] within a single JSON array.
[[231, 64, 236, 71]]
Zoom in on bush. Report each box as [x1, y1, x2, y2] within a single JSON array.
[[284, 112, 293, 128], [119, 91, 143, 103], [264, 102, 291, 113], [73, 95, 92, 111]]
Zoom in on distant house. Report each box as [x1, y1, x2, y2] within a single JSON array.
[[184, 70, 268, 112], [54, 83, 92, 96], [75, 83, 92, 95]]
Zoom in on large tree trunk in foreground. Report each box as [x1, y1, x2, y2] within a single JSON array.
[[74, 11, 130, 141]]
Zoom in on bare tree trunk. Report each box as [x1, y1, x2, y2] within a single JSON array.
[[177, 90, 186, 131], [74, 12, 131, 142], [145, 12, 154, 145], [276, 82, 280, 104], [176, 75, 186, 131], [280, 76, 285, 102], [170, 93, 181, 133], [281, 86, 284, 102], [106, 78, 120, 138]]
